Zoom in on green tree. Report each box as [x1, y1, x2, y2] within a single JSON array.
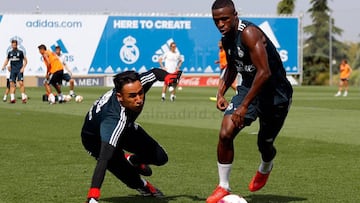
[[277, 0, 295, 15], [303, 0, 345, 85], [346, 42, 360, 69]]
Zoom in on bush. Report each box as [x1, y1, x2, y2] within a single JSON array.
[[315, 72, 329, 85]]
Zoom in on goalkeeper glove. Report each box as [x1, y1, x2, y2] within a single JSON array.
[[87, 188, 100, 203]]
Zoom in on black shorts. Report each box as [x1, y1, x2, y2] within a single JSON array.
[[9, 71, 24, 82], [62, 73, 71, 82], [257, 98, 291, 142], [48, 70, 63, 87], [224, 85, 258, 126], [81, 120, 168, 166]]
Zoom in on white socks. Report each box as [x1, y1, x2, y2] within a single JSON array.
[[258, 159, 273, 174], [217, 162, 232, 190], [21, 93, 27, 100], [10, 93, 15, 101], [217, 160, 273, 190]]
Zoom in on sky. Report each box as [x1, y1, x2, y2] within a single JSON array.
[[1, 0, 359, 42]]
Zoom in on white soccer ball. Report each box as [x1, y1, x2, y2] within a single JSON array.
[[75, 95, 83, 103], [48, 93, 56, 104], [218, 194, 248, 203], [168, 86, 174, 92], [63, 95, 72, 102]]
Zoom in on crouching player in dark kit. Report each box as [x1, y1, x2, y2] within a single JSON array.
[[81, 69, 181, 203]]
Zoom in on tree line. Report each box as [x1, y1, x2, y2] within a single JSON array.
[[277, 0, 360, 85]]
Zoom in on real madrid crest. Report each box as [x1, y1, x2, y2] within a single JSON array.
[[237, 47, 244, 58], [119, 36, 140, 65], [7, 36, 27, 55]]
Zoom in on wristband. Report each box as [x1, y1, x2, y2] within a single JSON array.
[[87, 188, 100, 199]]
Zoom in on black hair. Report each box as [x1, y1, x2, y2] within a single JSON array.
[[38, 44, 47, 50], [212, 0, 235, 11], [11, 39, 18, 44], [55, 46, 61, 50], [113, 71, 140, 92]]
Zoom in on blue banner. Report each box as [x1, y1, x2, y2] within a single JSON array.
[[89, 16, 299, 75], [243, 17, 299, 74]]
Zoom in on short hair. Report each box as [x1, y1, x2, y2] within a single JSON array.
[[11, 39, 18, 44], [38, 44, 47, 50], [113, 71, 140, 93], [55, 46, 61, 50], [212, 0, 235, 11]]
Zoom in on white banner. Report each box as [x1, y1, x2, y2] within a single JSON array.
[[0, 14, 107, 76]]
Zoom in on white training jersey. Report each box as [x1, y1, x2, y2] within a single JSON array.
[[5, 58, 12, 79], [58, 54, 68, 74], [161, 51, 181, 73], [6, 69, 10, 79]]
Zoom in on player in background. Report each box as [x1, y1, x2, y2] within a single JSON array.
[[334, 59, 352, 97], [55, 46, 76, 97], [38, 44, 64, 103], [215, 40, 237, 91], [158, 41, 183, 102], [81, 69, 181, 203], [1, 39, 28, 103], [206, 1, 293, 202], [2, 66, 13, 102], [210, 40, 239, 101]]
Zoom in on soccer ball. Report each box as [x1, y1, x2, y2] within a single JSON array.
[[75, 95, 83, 103], [48, 93, 56, 104], [168, 86, 174, 92], [63, 95, 72, 102], [218, 194, 248, 203]]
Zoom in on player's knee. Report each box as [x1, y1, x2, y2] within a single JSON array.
[[219, 128, 234, 146], [153, 149, 168, 166]]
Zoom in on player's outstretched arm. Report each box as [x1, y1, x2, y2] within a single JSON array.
[[87, 142, 115, 202], [140, 69, 181, 93]]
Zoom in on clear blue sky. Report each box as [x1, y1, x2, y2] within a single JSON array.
[[1, 0, 358, 42]]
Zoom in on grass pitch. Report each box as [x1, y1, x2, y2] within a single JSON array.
[[0, 86, 359, 202]]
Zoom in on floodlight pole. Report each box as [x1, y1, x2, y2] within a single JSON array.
[[299, 12, 304, 86], [329, 12, 333, 86]]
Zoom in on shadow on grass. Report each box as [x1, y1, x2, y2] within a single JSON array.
[[245, 194, 307, 203], [102, 194, 205, 203]]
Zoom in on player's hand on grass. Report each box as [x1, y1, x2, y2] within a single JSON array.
[[87, 198, 99, 203], [87, 188, 100, 203]]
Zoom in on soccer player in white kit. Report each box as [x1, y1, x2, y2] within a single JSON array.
[[158, 42, 183, 102], [55, 46, 76, 97]]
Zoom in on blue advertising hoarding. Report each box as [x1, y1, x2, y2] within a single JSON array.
[[89, 16, 299, 75]]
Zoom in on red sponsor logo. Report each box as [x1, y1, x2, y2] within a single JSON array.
[[206, 77, 220, 86], [179, 77, 200, 86], [179, 75, 219, 87]]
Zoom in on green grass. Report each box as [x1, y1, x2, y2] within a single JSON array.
[[0, 86, 359, 202]]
